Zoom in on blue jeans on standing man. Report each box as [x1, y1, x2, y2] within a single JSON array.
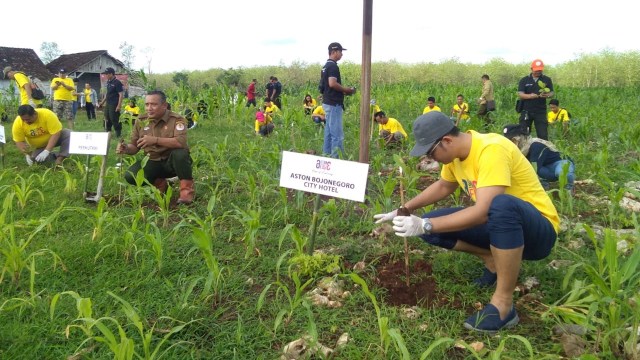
[[322, 103, 344, 158]]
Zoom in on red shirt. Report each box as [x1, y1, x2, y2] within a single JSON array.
[[247, 83, 256, 100]]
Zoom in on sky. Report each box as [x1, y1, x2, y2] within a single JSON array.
[[3, 0, 636, 74]]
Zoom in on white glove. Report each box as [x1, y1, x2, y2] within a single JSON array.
[[392, 215, 426, 237], [34, 150, 50, 163], [373, 209, 398, 224], [28, 99, 36, 107], [25, 154, 34, 166]]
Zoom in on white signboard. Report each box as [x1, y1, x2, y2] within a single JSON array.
[[279, 151, 369, 202], [69, 132, 110, 155], [0, 125, 5, 144]]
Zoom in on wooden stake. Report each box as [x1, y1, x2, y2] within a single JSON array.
[[398, 167, 410, 287]]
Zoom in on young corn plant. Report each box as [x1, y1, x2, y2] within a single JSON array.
[[95, 209, 144, 263], [135, 222, 165, 272], [149, 185, 173, 228], [190, 227, 227, 306], [419, 335, 534, 359], [232, 206, 262, 259], [11, 174, 44, 210]]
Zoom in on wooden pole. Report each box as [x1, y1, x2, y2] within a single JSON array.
[[358, 0, 373, 164], [398, 167, 410, 286]]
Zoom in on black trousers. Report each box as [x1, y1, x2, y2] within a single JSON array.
[[519, 111, 548, 140], [124, 149, 193, 185], [104, 103, 122, 137], [85, 103, 96, 119]]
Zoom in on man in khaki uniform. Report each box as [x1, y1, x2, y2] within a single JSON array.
[[478, 74, 495, 128], [116, 90, 195, 204]]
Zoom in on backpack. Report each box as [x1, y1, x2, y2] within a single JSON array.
[[31, 83, 45, 100]]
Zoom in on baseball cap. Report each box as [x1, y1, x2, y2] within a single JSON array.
[[328, 42, 346, 52], [2, 66, 12, 79], [531, 59, 544, 71], [102, 67, 115, 74], [410, 112, 455, 157], [59, 68, 66, 73], [502, 124, 529, 139]]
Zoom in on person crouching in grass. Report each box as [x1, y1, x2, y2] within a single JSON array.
[[374, 111, 407, 148], [12, 105, 71, 167], [255, 105, 274, 136]]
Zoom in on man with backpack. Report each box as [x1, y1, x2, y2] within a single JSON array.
[[2, 67, 44, 107]]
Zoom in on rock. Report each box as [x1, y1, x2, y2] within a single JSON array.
[[280, 336, 333, 360], [335, 333, 350, 348], [548, 260, 573, 270], [416, 156, 440, 172], [402, 306, 421, 319], [553, 324, 587, 336], [620, 197, 640, 212], [559, 333, 587, 358]]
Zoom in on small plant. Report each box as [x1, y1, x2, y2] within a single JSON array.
[[232, 206, 262, 259], [11, 174, 44, 210], [190, 227, 227, 306]]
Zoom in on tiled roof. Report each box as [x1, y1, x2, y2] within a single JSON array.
[[46, 50, 124, 74], [0, 46, 53, 80]]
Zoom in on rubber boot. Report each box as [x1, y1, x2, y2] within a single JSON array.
[[177, 179, 195, 204], [153, 178, 168, 193]]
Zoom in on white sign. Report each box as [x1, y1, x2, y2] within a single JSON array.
[[279, 151, 369, 202], [69, 132, 110, 155], [0, 125, 5, 144]]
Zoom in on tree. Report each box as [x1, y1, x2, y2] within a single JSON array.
[[172, 72, 189, 86], [39, 42, 62, 64], [119, 42, 136, 71]]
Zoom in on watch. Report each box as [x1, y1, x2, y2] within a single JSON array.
[[422, 218, 433, 235]]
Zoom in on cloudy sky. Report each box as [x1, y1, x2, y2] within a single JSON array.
[[3, 0, 635, 74]]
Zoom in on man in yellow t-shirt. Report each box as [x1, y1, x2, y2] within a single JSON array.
[[374, 111, 407, 146], [374, 111, 559, 334], [451, 94, 470, 125], [422, 96, 441, 114], [311, 105, 326, 126], [547, 99, 570, 135], [3, 67, 40, 107], [50, 68, 76, 129], [12, 105, 71, 166]]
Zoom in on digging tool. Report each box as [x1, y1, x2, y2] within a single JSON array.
[[85, 133, 112, 203], [117, 138, 125, 203]]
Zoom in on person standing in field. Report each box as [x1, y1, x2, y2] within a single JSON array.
[[374, 111, 408, 147], [12, 105, 71, 166], [271, 77, 283, 109], [547, 99, 571, 136], [518, 59, 554, 140], [81, 83, 98, 120], [246, 78, 257, 107], [478, 74, 494, 127], [422, 96, 441, 114], [50, 68, 76, 130], [503, 124, 575, 194], [116, 90, 195, 204], [374, 111, 559, 333], [451, 94, 470, 126], [319, 42, 356, 158], [98, 67, 124, 138], [265, 77, 275, 106], [2, 67, 40, 107]]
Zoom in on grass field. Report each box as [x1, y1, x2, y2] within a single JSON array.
[[1, 80, 639, 359]]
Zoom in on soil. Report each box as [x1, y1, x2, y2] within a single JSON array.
[[372, 255, 463, 309]]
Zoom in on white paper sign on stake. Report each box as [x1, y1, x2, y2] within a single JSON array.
[[279, 151, 369, 202], [69, 132, 110, 155], [0, 125, 5, 144]]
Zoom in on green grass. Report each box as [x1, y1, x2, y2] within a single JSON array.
[[0, 83, 639, 359]]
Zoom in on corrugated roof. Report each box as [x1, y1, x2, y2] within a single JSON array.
[[0, 46, 53, 80]]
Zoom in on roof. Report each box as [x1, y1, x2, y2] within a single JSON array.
[[0, 46, 53, 80], [46, 50, 125, 74]]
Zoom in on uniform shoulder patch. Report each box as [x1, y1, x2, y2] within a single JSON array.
[[176, 122, 185, 131]]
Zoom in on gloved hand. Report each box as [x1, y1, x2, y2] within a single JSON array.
[[28, 99, 36, 107], [25, 154, 34, 166], [392, 215, 426, 237], [34, 149, 50, 163], [373, 209, 397, 224]]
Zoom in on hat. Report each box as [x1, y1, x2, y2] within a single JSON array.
[[2, 66, 12, 79], [410, 112, 455, 157], [328, 42, 346, 52], [59, 68, 66, 73], [530, 59, 544, 71], [102, 67, 115, 74], [502, 124, 529, 139]]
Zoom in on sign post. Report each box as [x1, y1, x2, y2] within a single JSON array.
[[69, 132, 111, 202], [0, 125, 5, 169], [279, 151, 369, 254]]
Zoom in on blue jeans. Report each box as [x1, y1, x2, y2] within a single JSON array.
[[322, 104, 344, 158], [538, 160, 575, 190], [419, 194, 557, 260]]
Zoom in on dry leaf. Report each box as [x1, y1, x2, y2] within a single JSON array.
[[469, 341, 484, 352]]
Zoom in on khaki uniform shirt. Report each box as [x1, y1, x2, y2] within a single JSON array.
[[480, 80, 494, 104], [132, 110, 188, 161]]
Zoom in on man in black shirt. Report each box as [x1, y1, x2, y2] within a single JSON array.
[[517, 59, 554, 140], [98, 67, 124, 138], [319, 42, 356, 158]]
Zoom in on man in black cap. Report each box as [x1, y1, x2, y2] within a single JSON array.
[[98, 67, 124, 137], [373, 111, 559, 334], [50, 68, 76, 129], [319, 42, 356, 158]]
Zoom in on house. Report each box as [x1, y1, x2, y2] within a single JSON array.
[[46, 50, 126, 99], [0, 46, 53, 95]]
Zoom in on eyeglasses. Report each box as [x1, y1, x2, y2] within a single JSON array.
[[427, 138, 443, 158]]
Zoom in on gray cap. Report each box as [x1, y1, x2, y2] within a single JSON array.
[[410, 112, 455, 157], [2, 66, 12, 79]]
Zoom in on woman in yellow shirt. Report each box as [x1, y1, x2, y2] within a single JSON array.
[[303, 94, 317, 115]]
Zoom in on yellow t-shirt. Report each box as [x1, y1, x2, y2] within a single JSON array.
[[13, 72, 32, 105], [547, 109, 570, 123], [312, 106, 325, 116], [452, 102, 470, 121], [378, 117, 407, 138], [12, 108, 63, 149], [255, 111, 273, 132], [50, 77, 75, 101], [265, 104, 280, 114], [303, 98, 317, 109], [84, 88, 94, 103], [440, 131, 559, 232], [422, 105, 442, 114], [124, 105, 140, 116]]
